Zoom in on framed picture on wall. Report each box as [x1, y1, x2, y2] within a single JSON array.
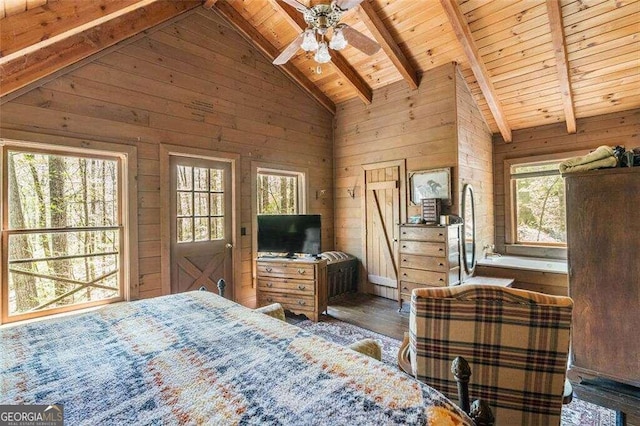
[[409, 167, 451, 204]]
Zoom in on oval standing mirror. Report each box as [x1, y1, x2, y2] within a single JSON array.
[[461, 183, 476, 276]]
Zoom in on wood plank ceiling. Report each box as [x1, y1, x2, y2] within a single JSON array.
[[1, 0, 639, 141]]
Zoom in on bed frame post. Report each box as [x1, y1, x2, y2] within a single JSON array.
[[452, 356, 495, 426], [217, 278, 226, 298]]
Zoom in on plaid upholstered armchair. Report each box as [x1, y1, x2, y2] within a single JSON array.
[[398, 285, 573, 426]]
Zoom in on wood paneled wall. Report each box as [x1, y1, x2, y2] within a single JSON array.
[[455, 68, 494, 278], [0, 9, 334, 307], [334, 62, 492, 298], [493, 108, 640, 255]]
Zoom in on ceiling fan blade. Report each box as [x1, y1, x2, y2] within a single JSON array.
[[341, 25, 380, 56], [333, 0, 365, 11], [279, 0, 309, 13], [273, 33, 305, 65]]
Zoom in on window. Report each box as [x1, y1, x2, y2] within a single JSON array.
[[175, 165, 225, 243], [507, 157, 569, 246], [256, 169, 304, 215], [2, 147, 125, 322]]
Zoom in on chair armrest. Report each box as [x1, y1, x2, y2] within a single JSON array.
[[254, 303, 285, 322], [398, 331, 412, 375], [348, 338, 382, 361]]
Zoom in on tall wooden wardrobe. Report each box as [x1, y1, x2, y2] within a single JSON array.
[[564, 167, 639, 417]]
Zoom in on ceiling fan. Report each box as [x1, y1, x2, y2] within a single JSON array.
[[273, 0, 381, 68]]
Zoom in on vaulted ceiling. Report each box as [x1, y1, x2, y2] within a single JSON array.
[[1, 0, 639, 142]]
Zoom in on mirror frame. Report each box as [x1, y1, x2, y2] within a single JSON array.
[[461, 183, 476, 276]]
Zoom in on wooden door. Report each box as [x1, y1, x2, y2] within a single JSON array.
[[363, 162, 405, 300], [170, 156, 233, 296]]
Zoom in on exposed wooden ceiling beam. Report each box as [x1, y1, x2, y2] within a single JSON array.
[[546, 0, 577, 134], [0, 0, 141, 60], [357, 0, 419, 90], [202, 0, 218, 10], [212, 1, 336, 114], [0, 1, 201, 97], [439, 0, 512, 143], [270, 0, 372, 104]]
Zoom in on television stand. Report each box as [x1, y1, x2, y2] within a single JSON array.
[[256, 257, 327, 322]]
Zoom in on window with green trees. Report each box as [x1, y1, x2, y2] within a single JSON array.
[[2, 148, 124, 321], [256, 170, 302, 215], [510, 159, 566, 245]]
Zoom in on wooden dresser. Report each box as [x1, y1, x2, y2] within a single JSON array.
[[398, 224, 461, 310], [256, 257, 327, 322]]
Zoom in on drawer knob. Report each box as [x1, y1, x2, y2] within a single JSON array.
[[266, 282, 273, 287], [297, 285, 306, 290], [297, 269, 306, 275], [402, 245, 407, 248], [403, 273, 407, 276], [297, 300, 306, 306], [438, 233, 444, 237], [439, 278, 444, 282], [402, 286, 408, 291], [439, 248, 444, 252], [402, 259, 407, 262], [439, 263, 444, 266], [266, 267, 273, 272]]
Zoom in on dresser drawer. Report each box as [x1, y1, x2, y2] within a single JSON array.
[[399, 268, 447, 286], [256, 262, 315, 279], [400, 226, 447, 242], [399, 241, 445, 257], [257, 278, 315, 295], [400, 254, 448, 272], [258, 292, 315, 312], [399, 280, 446, 297]]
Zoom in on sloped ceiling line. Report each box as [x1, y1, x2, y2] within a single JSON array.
[[211, 0, 336, 114], [546, 0, 576, 134], [357, 0, 419, 90], [439, 0, 513, 143]]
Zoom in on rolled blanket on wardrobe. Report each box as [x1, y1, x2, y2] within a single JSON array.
[[559, 145, 618, 174]]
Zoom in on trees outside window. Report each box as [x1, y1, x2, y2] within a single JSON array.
[[2, 148, 124, 321], [257, 170, 302, 215], [510, 159, 566, 245]]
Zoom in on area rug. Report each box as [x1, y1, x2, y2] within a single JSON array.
[[296, 316, 617, 426]]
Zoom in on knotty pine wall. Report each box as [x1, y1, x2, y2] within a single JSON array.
[[0, 9, 334, 307], [334, 62, 493, 298], [455, 69, 494, 279], [493, 109, 640, 256]]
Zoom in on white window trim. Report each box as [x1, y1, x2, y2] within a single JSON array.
[[0, 132, 138, 324], [503, 150, 587, 255]]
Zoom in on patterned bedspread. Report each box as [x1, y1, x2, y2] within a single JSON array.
[[1, 292, 471, 425]]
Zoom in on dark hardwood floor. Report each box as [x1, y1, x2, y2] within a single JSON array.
[[324, 292, 409, 341]]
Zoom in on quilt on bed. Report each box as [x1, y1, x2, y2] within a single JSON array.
[[1, 291, 471, 425]]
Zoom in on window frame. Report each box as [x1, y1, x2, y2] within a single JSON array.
[[0, 135, 137, 324], [503, 151, 586, 251], [255, 167, 306, 216]]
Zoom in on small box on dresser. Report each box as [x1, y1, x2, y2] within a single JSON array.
[[256, 257, 327, 322], [398, 224, 461, 310]]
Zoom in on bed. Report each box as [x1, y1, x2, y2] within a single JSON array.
[[1, 291, 472, 425]]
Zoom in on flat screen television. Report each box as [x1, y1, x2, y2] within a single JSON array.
[[257, 214, 321, 257]]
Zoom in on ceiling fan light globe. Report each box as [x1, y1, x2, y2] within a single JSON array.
[[329, 28, 347, 50], [301, 29, 319, 51], [314, 42, 332, 63]]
